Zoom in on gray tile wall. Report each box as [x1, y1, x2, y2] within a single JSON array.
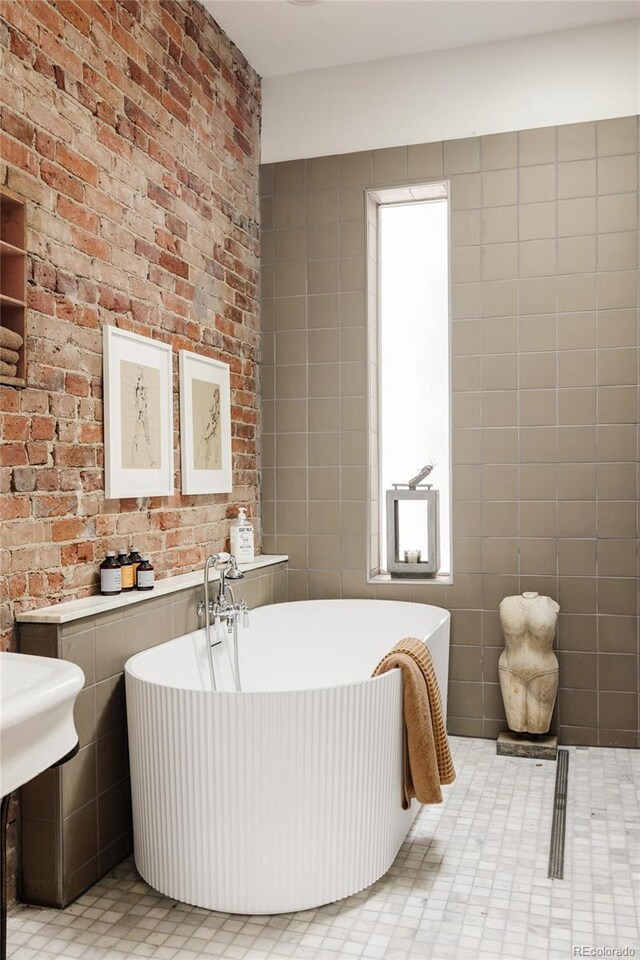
[[260, 116, 639, 748], [18, 563, 288, 907]]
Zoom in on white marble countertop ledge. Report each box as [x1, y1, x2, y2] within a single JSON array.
[[15, 555, 289, 625]]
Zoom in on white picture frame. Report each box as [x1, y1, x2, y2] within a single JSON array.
[[103, 325, 174, 499], [179, 350, 232, 494]]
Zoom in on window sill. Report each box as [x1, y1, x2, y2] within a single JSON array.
[[368, 573, 452, 587]]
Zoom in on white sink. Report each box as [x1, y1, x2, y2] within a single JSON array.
[[0, 652, 84, 797]]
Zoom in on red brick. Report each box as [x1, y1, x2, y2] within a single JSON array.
[[58, 469, 80, 491], [46, 571, 65, 592], [159, 250, 189, 278], [35, 469, 60, 491], [70, 226, 110, 260], [27, 441, 50, 464], [0, 443, 28, 467], [124, 98, 158, 139], [8, 25, 35, 65], [75, 306, 99, 328], [79, 1, 111, 36], [49, 395, 77, 418], [127, 57, 162, 102], [97, 122, 132, 158], [0, 495, 29, 520], [112, 20, 146, 62], [38, 30, 83, 80], [55, 299, 76, 323], [77, 279, 98, 304], [29, 0, 64, 35], [56, 143, 98, 186], [94, 515, 116, 538], [56, 1, 91, 35], [53, 445, 96, 467], [20, 388, 49, 414], [1, 109, 35, 146], [61, 540, 94, 565], [33, 261, 57, 292], [56, 420, 77, 445], [155, 228, 178, 254], [0, 132, 38, 175], [32, 494, 79, 518], [79, 423, 102, 443], [2, 415, 30, 441], [161, 89, 189, 126], [27, 572, 47, 596], [98, 288, 131, 313], [41, 159, 84, 201], [0, 388, 19, 414], [35, 130, 56, 160], [56, 271, 77, 296], [27, 288, 56, 315], [51, 518, 91, 542], [64, 373, 90, 397], [8, 574, 27, 600], [30, 416, 56, 441], [57, 196, 99, 232]]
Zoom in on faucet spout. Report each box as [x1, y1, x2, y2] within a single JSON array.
[[203, 554, 218, 691], [202, 552, 244, 692]]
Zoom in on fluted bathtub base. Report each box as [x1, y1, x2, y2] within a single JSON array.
[[125, 600, 450, 915], [127, 675, 419, 914], [132, 809, 419, 916]]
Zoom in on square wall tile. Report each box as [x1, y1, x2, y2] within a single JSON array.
[[519, 126, 557, 165], [407, 141, 444, 179], [558, 122, 596, 161], [596, 115, 637, 156]]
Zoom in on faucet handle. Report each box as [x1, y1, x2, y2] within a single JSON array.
[[225, 555, 245, 580], [235, 599, 249, 628]]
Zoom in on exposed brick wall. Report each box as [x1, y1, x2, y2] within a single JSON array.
[[0, 0, 261, 896]]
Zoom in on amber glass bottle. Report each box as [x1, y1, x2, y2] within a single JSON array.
[[136, 554, 155, 591], [117, 548, 134, 592], [129, 546, 142, 579], [100, 551, 121, 596]]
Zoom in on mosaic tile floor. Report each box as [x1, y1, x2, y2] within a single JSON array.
[[8, 737, 640, 960]]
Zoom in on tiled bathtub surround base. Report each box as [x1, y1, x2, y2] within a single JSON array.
[[8, 737, 640, 960], [18, 563, 288, 909]]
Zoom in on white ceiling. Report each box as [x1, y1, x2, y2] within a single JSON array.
[[204, 0, 640, 78]]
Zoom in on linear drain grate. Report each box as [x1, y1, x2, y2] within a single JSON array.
[[548, 748, 569, 879]]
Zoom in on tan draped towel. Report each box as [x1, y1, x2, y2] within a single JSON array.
[[0, 360, 17, 377], [0, 327, 23, 351], [372, 637, 455, 808]]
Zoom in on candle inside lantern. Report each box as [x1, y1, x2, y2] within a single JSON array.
[[404, 549, 421, 564]]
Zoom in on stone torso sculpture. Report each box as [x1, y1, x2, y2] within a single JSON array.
[[498, 592, 559, 735]]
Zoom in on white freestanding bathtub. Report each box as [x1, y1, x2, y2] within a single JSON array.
[[125, 599, 450, 914]]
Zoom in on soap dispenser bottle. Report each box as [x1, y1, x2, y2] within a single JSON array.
[[230, 507, 254, 564]]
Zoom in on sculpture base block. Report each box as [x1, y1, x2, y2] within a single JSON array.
[[496, 730, 557, 761]]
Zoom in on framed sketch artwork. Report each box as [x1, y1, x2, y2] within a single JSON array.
[[179, 350, 232, 494], [103, 325, 174, 498]]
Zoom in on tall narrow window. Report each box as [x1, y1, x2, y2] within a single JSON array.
[[367, 183, 451, 581]]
